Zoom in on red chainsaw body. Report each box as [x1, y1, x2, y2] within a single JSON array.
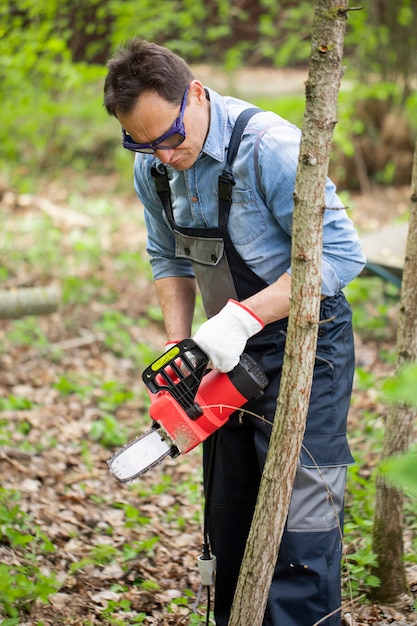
[[108, 341, 267, 482], [141, 339, 267, 458], [148, 368, 248, 454]]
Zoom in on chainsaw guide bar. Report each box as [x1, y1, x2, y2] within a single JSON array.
[[107, 427, 176, 483]]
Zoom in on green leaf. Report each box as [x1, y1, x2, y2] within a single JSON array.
[[382, 447, 417, 498], [382, 365, 417, 407]]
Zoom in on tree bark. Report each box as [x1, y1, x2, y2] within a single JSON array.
[[371, 138, 417, 602], [0, 285, 60, 319], [228, 2, 349, 624]]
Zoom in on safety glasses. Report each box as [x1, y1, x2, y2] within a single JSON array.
[[122, 85, 189, 154]]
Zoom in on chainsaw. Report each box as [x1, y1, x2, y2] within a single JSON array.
[[107, 339, 268, 482]]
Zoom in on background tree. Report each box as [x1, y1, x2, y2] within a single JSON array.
[[1, 0, 415, 189], [229, 2, 350, 623], [344, 0, 417, 102], [371, 138, 417, 602]]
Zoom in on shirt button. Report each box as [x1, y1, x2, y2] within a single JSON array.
[[211, 253, 217, 262], [191, 196, 198, 203], [184, 246, 191, 256]]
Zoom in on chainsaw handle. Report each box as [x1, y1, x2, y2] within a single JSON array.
[[142, 339, 209, 390], [142, 339, 268, 420], [142, 339, 209, 416]]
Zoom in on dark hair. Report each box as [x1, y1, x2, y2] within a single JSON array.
[[103, 39, 195, 117]]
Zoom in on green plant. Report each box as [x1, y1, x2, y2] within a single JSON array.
[[382, 446, 417, 500], [98, 380, 134, 412], [354, 368, 377, 392], [252, 94, 305, 130], [94, 310, 136, 355], [0, 493, 55, 555], [380, 364, 417, 499], [139, 579, 160, 592], [345, 548, 381, 597], [344, 465, 381, 598], [136, 473, 174, 498], [70, 543, 119, 573], [5, 318, 50, 349], [0, 417, 11, 446], [0, 488, 60, 618], [0, 212, 62, 275], [100, 596, 146, 624], [345, 277, 400, 341], [404, 500, 417, 564], [94, 310, 156, 367], [53, 374, 94, 398], [112, 501, 151, 528], [0, 395, 33, 411], [343, 394, 395, 599], [1, 0, 416, 189], [382, 363, 417, 407], [62, 275, 107, 306], [0, 412, 38, 453], [167, 588, 212, 624], [0, 562, 59, 618], [112, 250, 151, 280], [122, 537, 160, 559], [90, 413, 129, 448], [0, 0, 108, 184], [54, 374, 143, 448], [69, 228, 104, 267], [375, 160, 396, 186], [344, 2, 417, 99]]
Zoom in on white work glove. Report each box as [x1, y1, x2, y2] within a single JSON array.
[[192, 299, 264, 372]]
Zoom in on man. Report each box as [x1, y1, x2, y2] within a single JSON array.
[[104, 38, 366, 626]]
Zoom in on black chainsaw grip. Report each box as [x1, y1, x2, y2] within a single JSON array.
[[227, 353, 269, 400]]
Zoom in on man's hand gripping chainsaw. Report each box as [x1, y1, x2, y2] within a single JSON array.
[[107, 339, 268, 482]]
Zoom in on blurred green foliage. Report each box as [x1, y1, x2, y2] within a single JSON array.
[[381, 364, 417, 500], [0, 1, 416, 190]]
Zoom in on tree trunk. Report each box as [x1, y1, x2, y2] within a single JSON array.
[[371, 139, 417, 602], [228, 2, 349, 624], [0, 285, 60, 319]]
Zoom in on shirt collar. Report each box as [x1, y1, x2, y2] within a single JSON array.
[[200, 87, 227, 162]]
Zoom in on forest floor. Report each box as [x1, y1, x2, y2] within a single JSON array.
[[0, 168, 416, 626]]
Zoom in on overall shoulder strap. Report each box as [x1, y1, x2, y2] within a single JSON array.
[[227, 107, 261, 169], [218, 107, 262, 228], [151, 162, 175, 227]]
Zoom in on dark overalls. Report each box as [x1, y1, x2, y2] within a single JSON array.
[[151, 110, 354, 626]]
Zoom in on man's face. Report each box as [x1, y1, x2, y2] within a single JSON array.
[[116, 80, 210, 171]]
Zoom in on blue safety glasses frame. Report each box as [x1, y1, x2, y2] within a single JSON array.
[[122, 85, 190, 154]]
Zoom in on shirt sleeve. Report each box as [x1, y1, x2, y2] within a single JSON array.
[[133, 155, 195, 280], [256, 121, 366, 295]]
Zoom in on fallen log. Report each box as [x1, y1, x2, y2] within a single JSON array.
[[0, 285, 60, 319]]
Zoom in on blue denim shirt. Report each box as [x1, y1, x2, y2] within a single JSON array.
[[133, 88, 366, 296]]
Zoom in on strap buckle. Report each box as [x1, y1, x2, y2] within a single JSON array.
[[218, 171, 235, 203]]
